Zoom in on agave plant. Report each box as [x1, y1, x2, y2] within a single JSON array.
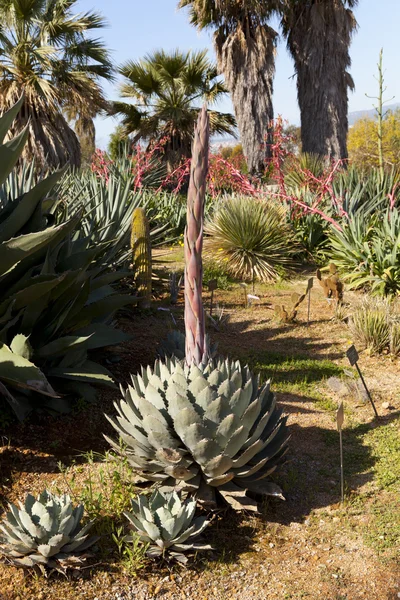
[[0, 98, 134, 419], [329, 208, 400, 296], [105, 356, 288, 510], [204, 196, 296, 283], [124, 489, 211, 563], [0, 491, 98, 574], [106, 107, 288, 511]]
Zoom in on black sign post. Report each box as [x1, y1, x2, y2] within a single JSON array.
[[336, 401, 345, 504], [306, 277, 313, 326], [346, 345, 379, 418]]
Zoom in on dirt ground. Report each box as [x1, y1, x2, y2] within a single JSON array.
[[0, 258, 399, 600]]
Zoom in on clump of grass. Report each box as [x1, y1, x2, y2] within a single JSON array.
[[57, 450, 137, 520], [349, 296, 400, 356]]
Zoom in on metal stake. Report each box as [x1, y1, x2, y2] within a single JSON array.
[[355, 362, 379, 418]]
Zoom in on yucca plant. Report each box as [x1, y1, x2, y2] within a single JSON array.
[[124, 490, 211, 563], [0, 490, 98, 574], [106, 107, 289, 511], [204, 196, 296, 283]]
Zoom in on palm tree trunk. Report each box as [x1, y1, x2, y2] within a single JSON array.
[[215, 23, 277, 177], [285, 2, 357, 161]]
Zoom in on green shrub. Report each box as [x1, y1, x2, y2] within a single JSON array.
[[203, 260, 233, 290], [204, 196, 296, 283]]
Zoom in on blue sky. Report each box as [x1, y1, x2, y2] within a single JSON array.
[[79, 0, 400, 148]]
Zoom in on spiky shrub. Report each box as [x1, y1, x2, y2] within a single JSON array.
[[105, 356, 288, 510], [390, 320, 400, 357], [0, 491, 98, 574], [349, 297, 391, 355], [204, 196, 296, 283], [124, 490, 211, 563], [131, 207, 152, 309]]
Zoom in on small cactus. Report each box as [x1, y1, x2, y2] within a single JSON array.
[[131, 207, 152, 309], [316, 263, 343, 303], [275, 291, 306, 323]]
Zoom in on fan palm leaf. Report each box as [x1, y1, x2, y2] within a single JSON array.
[[0, 0, 113, 169]]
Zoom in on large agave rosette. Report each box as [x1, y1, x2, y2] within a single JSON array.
[[105, 356, 288, 510]]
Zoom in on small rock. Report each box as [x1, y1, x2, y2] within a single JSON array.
[[269, 542, 274, 548], [382, 402, 390, 409]]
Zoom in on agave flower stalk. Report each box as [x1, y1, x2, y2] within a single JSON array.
[[184, 105, 209, 366]]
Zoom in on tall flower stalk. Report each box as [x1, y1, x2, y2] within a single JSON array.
[[184, 106, 209, 365]]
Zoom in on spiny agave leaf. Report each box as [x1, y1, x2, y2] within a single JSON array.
[[148, 428, 180, 451], [0, 96, 24, 143], [218, 482, 258, 512], [10, 334, 33, 360], [47, 361, 116, 387], [195, 383, 217, 412], [0, 126, 29, 189], [0, 215, 81, 278], [203, 396, 231, 427], [205, 472, 235, 486], [179, 421, 208, 450], [36, 335, 93, 358], [229, 378, 253, 416], [231, 439, 264, 468], [224, 425, 248, 458], [190, 438, 221, 466], [0, 343, 58, 399], [202, 454, 233, 478], [0, 169, 65, 243], [215, 413, 239, 448]]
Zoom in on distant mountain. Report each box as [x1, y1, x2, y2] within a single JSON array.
[[348, 103, 400, 126]]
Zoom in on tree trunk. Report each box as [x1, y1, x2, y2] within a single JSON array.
[[3, 96, 81, 170], [285, 2, 357, 161], [215, 23, 277, 177]]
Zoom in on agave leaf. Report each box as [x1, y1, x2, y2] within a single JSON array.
[[0, 343, 58, 399], [218, 482, 258, 512], [0, 380, 29, 422], [191, 438, 221, 466], [36, 335, 93, 358], [73, 323, 131, 350], [47, 361, 116, 387], [202, 454, 233, 478], [0, 216, 80, 278], [0, 126, 29, 189], [10, 334, 33, 360], [0, 169, 65, 243], [0, 96, 24, 143]]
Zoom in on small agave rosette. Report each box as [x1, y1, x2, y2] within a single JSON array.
[[124, 490, 211, 563], [105, 356, 289, 510], [0, 490, 98, 573]]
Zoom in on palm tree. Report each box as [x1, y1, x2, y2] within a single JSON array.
[[0, 0, 113, 169], [179, 0, 279, 177], [281, 0, 358, 161], [112, 49, 235, 166]]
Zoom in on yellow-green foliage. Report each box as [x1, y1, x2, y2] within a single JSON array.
[[131, 207, 151, 308], [348, 109, 400, 170]]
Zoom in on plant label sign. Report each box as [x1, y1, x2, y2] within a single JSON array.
[[208, 279, 217, 292], [336, 401, 344, 431], [346, 345, 359, 366], [306, 277, 314, 293], [346, 345, 378, 418]]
